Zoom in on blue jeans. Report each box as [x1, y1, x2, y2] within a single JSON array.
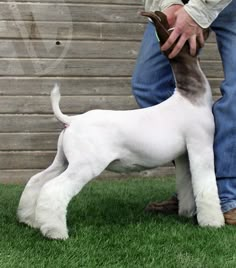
[[132, 1, 236, 213]]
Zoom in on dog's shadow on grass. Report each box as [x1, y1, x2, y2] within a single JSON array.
[[67, 180, 195, 229]]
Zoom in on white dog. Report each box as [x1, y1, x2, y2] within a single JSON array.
[[17, 12, 224, 239]]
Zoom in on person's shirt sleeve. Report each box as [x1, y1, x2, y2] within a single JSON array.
[[184, 0, 232, 28], [145, 0, 184, 12]]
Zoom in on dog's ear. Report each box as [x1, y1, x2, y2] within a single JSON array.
[[141, 11, 170, 46], [141, 11, 175, 56]]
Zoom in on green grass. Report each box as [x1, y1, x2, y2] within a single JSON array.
[[0, 177, 236, 268]]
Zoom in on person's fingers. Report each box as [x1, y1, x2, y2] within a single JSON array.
[[188, 35, 197, 56], [168, 34, 187, 58], [161, 28, 180, 51]]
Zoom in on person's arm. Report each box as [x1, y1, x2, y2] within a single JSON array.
[[145, 0, 183, 12], [184, 0, 232, 28], [151, 0, 184, 11]]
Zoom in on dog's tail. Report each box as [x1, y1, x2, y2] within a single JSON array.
[[51, 84, 71, 125]]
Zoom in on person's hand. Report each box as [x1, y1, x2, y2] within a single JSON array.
[[163, 4, 183, 27], [162, 6, 205, 58]]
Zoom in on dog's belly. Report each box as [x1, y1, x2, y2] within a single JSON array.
[[106, 160, 154, 173], [106, 141, 185, 173]]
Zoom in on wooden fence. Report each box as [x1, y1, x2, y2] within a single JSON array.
[[0, 0, 223, 183]]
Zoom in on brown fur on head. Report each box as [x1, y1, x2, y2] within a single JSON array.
[[141, 11, 210, 59]]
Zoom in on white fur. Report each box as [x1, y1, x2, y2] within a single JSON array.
[[17, 83, 224, 240]]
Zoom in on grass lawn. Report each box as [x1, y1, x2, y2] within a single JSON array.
[[0, 177, 236, 268]]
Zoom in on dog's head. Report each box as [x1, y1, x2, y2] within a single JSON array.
[[141, 11, 209, 59]]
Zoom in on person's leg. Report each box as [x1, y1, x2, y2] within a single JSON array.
[[132, 22, 175, 108], [211, 0, 236, 217]]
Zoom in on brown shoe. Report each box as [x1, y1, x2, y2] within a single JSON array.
[[224, 208, 236, 225], [145, 196, 179, 214]]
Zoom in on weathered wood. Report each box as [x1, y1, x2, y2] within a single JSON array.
[[0, 21, 146, 40], [0, 40, 219, 61], [0, 170, 42, 184], [201, 61, 224, 78], [0, 59, 135, 76], [0, 59, 223, 77], [0, 21, 218, 43], [0, 77, 132, 96], [0, 3, 144, 23], [0, 95, 138, 114], [0, 133, 58, 151], [0, 115, 61, 133], [0, 87, 225, 114], [200, 43, 221, 61], [0, 151, 56, 169], [209, 79, 222, 95], [0, 40, 140, 59], [0, 77, 222, 97]]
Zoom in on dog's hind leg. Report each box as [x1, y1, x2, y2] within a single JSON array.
[[175, 153, 196, 218], [187, 138, 224, 227], [34, 156, 108, 240], [17, 132, 67, 228]]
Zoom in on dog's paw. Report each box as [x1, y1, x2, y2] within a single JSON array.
[[197, 210, 225, 228], [178, 199, 196, 218], [40, 224, 69, 240], [179, 207, 196, 218], [17, 208, 39, 229]]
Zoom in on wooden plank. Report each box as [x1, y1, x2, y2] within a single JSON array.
[[0, 77, 132, 96], [0, 133, 59, 151], [0, 169, 42, 184], [0, 85, 223, 115], [0, 23, 218, 43], [0, 77, 222, 97], [200, 43, 221, 61], [0, 90, 227, 114], [0, 59, 223, 77], [0, 151, 56, 169], [0, 59, 135, 76], [200, 61, 223, 78], [0, 21, 145, 40], [0, 3, 144, 23], [0, 95, 137, 114], [0, 115, 61, 133], [207, 32, 217, 43], [0, 40, 219, 61], [209, 79, 221, 95], [0, 40, 140, 59]]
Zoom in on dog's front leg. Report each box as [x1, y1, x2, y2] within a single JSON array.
[[175, 153, 196, 217], [187, 139, 224, 227]]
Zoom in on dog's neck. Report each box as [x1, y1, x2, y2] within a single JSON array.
[[169, 53, 212, 106], [140, 12, 211, 106]]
